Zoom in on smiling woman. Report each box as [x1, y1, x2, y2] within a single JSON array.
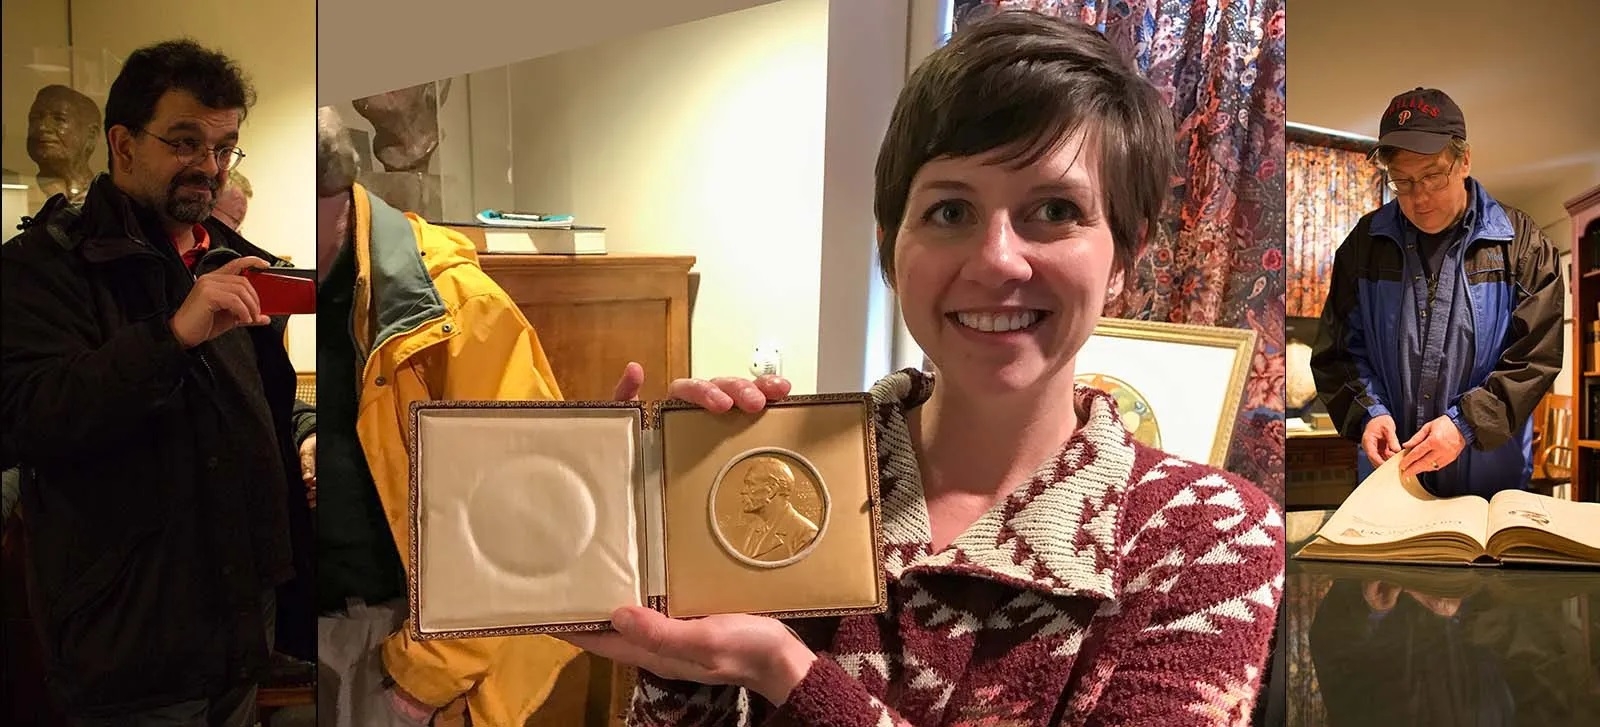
[[560, 10, 1284, 727]]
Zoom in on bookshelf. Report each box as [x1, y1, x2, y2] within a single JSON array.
[[1567, 185, 1600, 502]]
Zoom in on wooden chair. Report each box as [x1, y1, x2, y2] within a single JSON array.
[[295, 372, 316, 406], [1531, 394, 1575, 494]]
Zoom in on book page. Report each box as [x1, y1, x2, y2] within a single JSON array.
[[1487, 490, 1600, 552], [1313, 451, 1491, 549]]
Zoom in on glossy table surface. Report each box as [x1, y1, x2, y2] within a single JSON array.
[[1283, 510, 1600, 726]]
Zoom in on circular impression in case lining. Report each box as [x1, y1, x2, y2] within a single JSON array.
[[467, 454, 596, 577]]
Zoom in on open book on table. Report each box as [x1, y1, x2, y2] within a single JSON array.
[[1294, 451, 1600, 567]]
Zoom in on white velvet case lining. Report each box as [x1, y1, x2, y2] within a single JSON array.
[[414, 407, 648, 633]]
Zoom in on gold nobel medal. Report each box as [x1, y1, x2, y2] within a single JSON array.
[[708, 448, 830, 568]]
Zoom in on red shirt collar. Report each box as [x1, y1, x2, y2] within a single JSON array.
[[177, 224, 211, 270]]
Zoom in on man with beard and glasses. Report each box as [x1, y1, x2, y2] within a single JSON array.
[[0, 39, 315, 726]]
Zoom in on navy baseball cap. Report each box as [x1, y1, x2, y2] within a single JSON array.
[[1378, 88, 1466, 155]]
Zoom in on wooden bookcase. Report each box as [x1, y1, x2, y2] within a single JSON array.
[[1567, 185, 1600, 502]]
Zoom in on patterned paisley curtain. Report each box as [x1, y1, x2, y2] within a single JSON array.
[[1285, 140, 1385, 318], [954, 0, 1287, 499]]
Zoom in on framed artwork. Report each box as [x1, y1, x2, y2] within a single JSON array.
[[1074, 318, 1257, 466]]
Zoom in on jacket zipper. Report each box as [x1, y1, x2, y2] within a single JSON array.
[[197, 350, 218, 384]]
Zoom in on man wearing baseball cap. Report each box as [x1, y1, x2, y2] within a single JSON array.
[[1311, 87, 1564, 497]]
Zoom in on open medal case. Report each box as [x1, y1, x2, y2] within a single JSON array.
[[406, 394, 887, 640]]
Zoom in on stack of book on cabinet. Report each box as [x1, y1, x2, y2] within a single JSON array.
[[472, 209, 607, 255]]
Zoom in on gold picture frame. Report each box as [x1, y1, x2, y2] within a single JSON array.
[[1073, 317, 1257, 466]]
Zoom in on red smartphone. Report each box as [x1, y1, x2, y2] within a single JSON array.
[[244, 268, 317, 315]]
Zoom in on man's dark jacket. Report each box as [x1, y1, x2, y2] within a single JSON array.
[[0, 175, 312, 715], [1310, 178, 1564, 497]]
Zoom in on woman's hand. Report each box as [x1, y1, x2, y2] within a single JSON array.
[[611, 361, 792, 410], [560, 606, 817, 705], [592, 367, 804, 700]]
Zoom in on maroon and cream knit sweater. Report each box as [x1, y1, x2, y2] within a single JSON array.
[[631, 369, 1284, 726]]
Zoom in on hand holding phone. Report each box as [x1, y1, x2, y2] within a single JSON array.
[[244, 267, 317, 316]]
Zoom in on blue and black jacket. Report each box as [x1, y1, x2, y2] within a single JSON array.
[[1311, 178, 1564, 498]]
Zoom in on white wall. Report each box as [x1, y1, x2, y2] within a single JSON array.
[[320, 0, 916, 393], [0, 0, 318, 371], [495, 0, 832, 392], [317, 0, 780, 105], [818, 0, 919, 390]]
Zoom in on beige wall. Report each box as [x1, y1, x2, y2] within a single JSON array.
[[500, 0, 830, 391], [317, 0, 780, 105], [1, 0, 317, 371], [322, 0, 919, 392], [364, 0, 836, 391]]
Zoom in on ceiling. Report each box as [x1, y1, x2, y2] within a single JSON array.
[[317, 0, 778, 105], [1287, 0, 1600, 231]]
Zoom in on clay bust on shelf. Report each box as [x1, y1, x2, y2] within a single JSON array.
[[350, 79, 450, 173], [349, 79, 451, 217], [26, 84, 101, 204]]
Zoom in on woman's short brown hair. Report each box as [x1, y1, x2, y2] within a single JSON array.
[[874, 10, 1174, 285]]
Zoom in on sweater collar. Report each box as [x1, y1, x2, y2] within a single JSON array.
[[868, 369, 1134, 601]]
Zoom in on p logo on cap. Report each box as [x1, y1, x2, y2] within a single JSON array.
[[1377, 87, 1466, 155]]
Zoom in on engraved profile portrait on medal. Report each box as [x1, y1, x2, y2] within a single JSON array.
[[709, 448, 829, 568]]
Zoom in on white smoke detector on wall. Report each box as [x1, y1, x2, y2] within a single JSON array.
[[750, 344, 782, 378]]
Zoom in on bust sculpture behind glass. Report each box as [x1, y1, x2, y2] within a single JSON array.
[[26, 84, 101, 205]]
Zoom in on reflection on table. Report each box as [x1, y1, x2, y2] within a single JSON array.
[[1285, 511, 1600, 727]]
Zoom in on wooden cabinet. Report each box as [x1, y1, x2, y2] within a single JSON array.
[[445, 234, 695, 402], [1285, 430, 1359, 510], [1565, 186, 1600, 502]]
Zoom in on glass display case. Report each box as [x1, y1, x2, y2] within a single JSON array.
[[325, 75, 475, 223], [1, 45, 123, 231]]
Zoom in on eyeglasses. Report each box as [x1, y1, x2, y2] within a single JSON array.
[[140, 129, 247, 171], [1385, 159, 1457, 196]]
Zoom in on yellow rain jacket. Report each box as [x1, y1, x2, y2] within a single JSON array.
[[346, 184, 580, 724]]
